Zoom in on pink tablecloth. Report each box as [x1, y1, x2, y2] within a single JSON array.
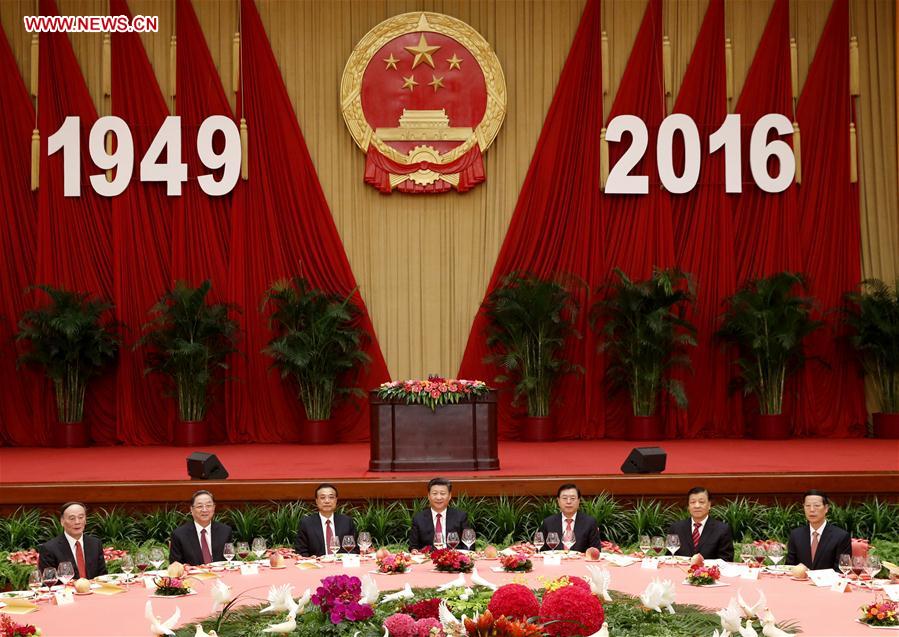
[[7, 558, 883, 636]]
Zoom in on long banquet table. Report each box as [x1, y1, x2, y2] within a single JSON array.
[[7, 556, 884, 636]]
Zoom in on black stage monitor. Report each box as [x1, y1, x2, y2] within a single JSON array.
[[620, 447, 666, 474], [187, 452, 229, 480]]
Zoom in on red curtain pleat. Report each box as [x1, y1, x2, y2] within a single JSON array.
[[457, 0, 603, 440], [670, 0, 742, 437], [0, 26, 45, 446], [599, 0, 676, 438], [36, 0, 117, 444], [225, 0, 390, 443], [109, 0, 175, 444], [794, 0, 866, 437]]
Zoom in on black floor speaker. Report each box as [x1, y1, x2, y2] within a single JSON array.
[[620, 447, 667, 474], [186, 452, 229, 480]]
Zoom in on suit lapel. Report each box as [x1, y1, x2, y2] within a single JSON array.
[[813, 525, 833, 570], [186, 527, 203, 564], [58, 536, 78, 570], [313, 518, 327, 555]]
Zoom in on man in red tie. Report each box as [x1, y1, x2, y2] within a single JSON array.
[[294, 484, 357, 557], [38, 502, 107, 579], [169, 490, 234, 566], [786, 490, 851, 572], [667, 487, 733, 561], [537, 484, 602, 553], [409, 478, 471, 551]]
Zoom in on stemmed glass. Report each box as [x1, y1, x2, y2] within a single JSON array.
[[753, 545, 767, 566], [767, 544, 784, 568], [135, 550, 150, 578], [865, 556, 882, 581], [41, 567, 57, 597], [533, 532, 545, 552], [433, 532, 446, 550], [342, 535, 356, 554], [357, 532, 372, 555], [852, 555, 866, 577], [651, 536, 665, 557], [223, 542, 236, 569], [739, 544, 753, 565], [120, 555, 134, 585], [462, 529, 476, 551], [328, 535, 341, 558], [149, 547, 165, 572], [446, 532, 460, 550], [638, 535, 651, 555], [561, 529, 576, 552], [27, 569, 42, 601], [236, 541, 250, 561], [838, 554, 852, 577], [57, 561, 74, 588], [666, 534, 681, 562], [546, 532, 560, 552], [252, 537, 267, 561]]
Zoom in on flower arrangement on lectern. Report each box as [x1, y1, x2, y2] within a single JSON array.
[[16, 285, 120, 425], [262, 277, 370, 427], [138, 280, 240, 424], [592, 269, 696, 434]]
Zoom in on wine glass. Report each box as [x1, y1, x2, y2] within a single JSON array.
[[41, 567, 57, 596], [27, 569, 42, 600], [328, 534, 340, 557], [852, 555, 866, 577], [739, 544, 753, 565], [546, 532, 560, 552], [838, 554, 852, 577], [357, 532, 372, 555], [865, 556, 882, 580], [533, 532, 545, 552], [223, 542, 236, 568], [57, 561, 74, 587], [135, 550, 150, 576], [236, 541, 250, 561], [753, 545, 767, 566], [462, 529, 476, 551], [638, 535, 651, 555], [252, 537, 267, 561], [561, 529, 576, 552], [149, 547, 165, 571], [433, 532, 446, 550], [767, 544, 784, 567], [342, 535, 356, 554], [446, 532, 460, 550], [651, 536, 665, 557], [120, 555, 134, 585], [666, 534, 681, 561]]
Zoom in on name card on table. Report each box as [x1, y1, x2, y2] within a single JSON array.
[[240, 563, 259, 576], [830, 578, 852, 593], [807, 569, 840, 588], [882, 585, 899, 602], [53, 589, 75, 606], [720, 564, 747, 578], [640, 558, 659, 570], [740, 568, 760, 580], [342, 555, 361, 569], [543, 554, 562, 566]]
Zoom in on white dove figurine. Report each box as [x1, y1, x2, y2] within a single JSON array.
[[381, 583, 414, 603], [470, 566, 498, 591], [657, 579, 677, 614], [194, 625, 218, 637], [360, 576, 380, 605], [586, 622, 609, 637], [710, 630, 729, 637], [585, 564, 613, 602], [737, 589, 768, 619], [261, 584, 295, 614], [293, 587, 312, 615], [436, 573, 466, 592], [439, 600, 460, 627], [760, 610, 790, 637], [459, 587, 474, 601], [716, 597, 743, 634], [210, 579, 232, 612], [640, 579, 664, 613], [261, 610, 297, 635], [737, 619, 759, 637], [145, 600, 181, 636]]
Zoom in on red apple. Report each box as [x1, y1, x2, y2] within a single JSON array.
[[375, 547, 390, 560], [585, 547, 601, 561], [690, 553, 704, 566]]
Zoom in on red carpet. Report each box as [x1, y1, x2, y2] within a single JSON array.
[[1, 439, 896, 483]]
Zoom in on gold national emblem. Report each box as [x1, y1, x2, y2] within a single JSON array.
[[340, 12, 507, 194]]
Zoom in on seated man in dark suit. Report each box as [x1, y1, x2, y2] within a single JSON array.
[[295, 483, 357, 557], [667, 486, 734, 562], [169, 490, 234, 565], [409, 477, 470, 551], [38, 502, 107, 579], [786, 489, 852, 572], [537, 483, 602, 553]]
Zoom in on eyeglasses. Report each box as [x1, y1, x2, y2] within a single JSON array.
[[192, 504, 215, 510]]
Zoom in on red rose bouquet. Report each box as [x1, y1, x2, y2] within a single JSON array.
[[686, 564, 721, 586], [539, 587, 604, 637], [860, 599, 899, 627], [377, 552, 411, 574], [499, 553, 532, 573], [431, 549, 474, 573], [487, 584, 540, 620]]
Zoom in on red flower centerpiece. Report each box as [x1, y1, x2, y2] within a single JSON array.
[[431, 548, 474, 573], [860, 598, 899, 627], [487, 584, 540, 620], [686, 564, 721, 586], [499, 553, 533, 573], [377, 552, 411, 574], [401, 598, 441, 620], [152, 576, 192, 596], [0, 616, 40, 636], [539, 586, 604, 637], [377, 377, 490, 410]]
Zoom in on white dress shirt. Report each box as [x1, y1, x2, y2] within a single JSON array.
[[691, 516, 709, 539], [64, 532, 85, 562]]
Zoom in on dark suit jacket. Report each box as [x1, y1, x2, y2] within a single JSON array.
[[786, 523, 852, 572], [38, 534, 107, 579], [537, 513, 602, 553], [667, 518, 734, 562], [409, 508, 470, 551], [169, 521, 233, 565], [294, 513, 357, 557]]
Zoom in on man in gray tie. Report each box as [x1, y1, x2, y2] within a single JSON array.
[[169, 490, 234, 565], [786, 490, 852, 572]]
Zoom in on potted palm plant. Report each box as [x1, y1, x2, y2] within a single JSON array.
[[16, 285, 120, 446], [138, 280, 240, 445], [844, 278, 899, 438], [262, 277, 371, 444], [592, 268, 696, 440], [717, 272, 823, 439], [483, 272, 581, 441]]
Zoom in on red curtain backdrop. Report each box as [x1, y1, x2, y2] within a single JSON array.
[[670, 0, 742, 437], [457, 0, 604, 440], [599, 0, 676, 438], [36, 0, 117, 444], [794, 0, 866, 437], [109, 0, 175, 444], [225, 0, 390, 443], [0, 26, 45, 446]]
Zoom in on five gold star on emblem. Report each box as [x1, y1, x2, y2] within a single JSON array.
[[402, 75, 419, 91], [383, 34, 462, 92], [447, 54, 462, 70], [383, 53, 399, 70], [404, 33, 441, 69]]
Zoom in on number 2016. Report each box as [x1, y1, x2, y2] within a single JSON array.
[[47, 115, 241, 198], [605, 113, 795, 194]]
